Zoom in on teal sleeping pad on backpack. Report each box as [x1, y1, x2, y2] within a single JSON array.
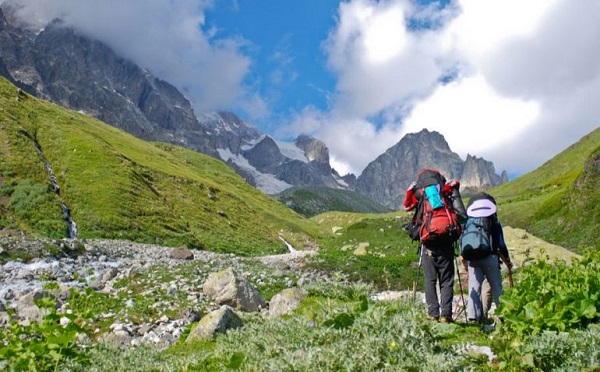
[[424, 184, 444, 210], [459, 216, 492, 260]]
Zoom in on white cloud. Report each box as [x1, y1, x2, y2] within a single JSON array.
[[293, 0, 600, 177], [402, 74, 540, 163], [280, 108, 405, 176], [323, 0, 445, 119], [361, 5, 407, 64], [3, 0, 261, 114]]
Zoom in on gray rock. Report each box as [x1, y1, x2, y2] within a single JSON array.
[[0, 235, 324, 349], [268, 288, 306, 318], [170, 247, 194, 260], [202, 267, 266, 312], [186, 305, 243, 342], [355, 129, 507, 209]]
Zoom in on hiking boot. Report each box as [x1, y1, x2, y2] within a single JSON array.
[[482, 317, 495, 325], [440, 317, 454, 324], [426, 315, 439, 322]]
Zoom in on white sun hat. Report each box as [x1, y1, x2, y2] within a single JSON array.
[[467, 198, 497, 217]]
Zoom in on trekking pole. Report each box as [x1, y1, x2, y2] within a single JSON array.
[[413, 245, 423, 300], [498, 252, 514, 288], [453, 268, 469, 320], [454, 243, 468, 323]]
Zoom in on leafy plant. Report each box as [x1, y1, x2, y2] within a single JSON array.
[[162, 285, 478, 372], [0, 296, 90, 371], [498, 249, 600, 337], [493, 249, 600, 369]]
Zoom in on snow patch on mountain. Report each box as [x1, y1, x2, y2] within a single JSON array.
[[274, 139, 308, 163], [333, 174, 349, 188], [240, 134, 264, 151], [217, 148, 292, 195]]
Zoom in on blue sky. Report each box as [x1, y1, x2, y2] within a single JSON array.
[[204, 1, 340, 132], [6, 0, 600, 178]]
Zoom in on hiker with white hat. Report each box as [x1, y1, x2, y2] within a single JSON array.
[[459, 192, 513, 323]]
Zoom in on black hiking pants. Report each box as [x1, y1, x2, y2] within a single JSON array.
[[421, 246, 455, 319]]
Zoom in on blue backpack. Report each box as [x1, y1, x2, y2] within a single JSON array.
[[459, 194, 498, 260], [459, 216, 493, 260]]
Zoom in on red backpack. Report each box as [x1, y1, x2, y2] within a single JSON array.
[[405, 169, 462, 247]]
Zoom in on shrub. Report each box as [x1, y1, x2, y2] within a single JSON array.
[[498, 249, 600, 337], [493, 249, 600, 370]]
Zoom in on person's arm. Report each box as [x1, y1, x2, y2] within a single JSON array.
[[492, 218, 511, 264], [403, 182, 418, 211]]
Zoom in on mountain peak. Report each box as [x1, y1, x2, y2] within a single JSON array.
[[355, 129, 506, 209], [295, 135, 329, 163]]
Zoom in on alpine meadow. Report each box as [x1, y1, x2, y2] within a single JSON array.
[[2, 74, 600, 372]]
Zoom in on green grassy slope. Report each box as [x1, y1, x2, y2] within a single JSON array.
[[0, 77, 326, 255], [307, 211, 419, 290], [274, 185, 392, 217], [491, 127, 600, 252]]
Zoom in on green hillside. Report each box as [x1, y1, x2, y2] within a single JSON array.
[[274, 185, 392, 217], [491, 127, 600, 252], [0, 77, 325, 255]]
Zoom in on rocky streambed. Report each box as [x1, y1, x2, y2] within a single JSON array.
[[0, 234, 325, 347]]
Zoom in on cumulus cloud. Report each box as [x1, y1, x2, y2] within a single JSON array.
[[288, 0, 600, 177], [322, 0, 447, 119], [2, 0, 263, 115]]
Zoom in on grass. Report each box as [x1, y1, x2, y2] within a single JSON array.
[[49, 252, 600, 372], [501, 226, 580, 267], [490, 127, 600, 252], [2, 69, 600, 370], [0, 77, 329, 255], [307, 211, 421, 291], [57, 279, 496, 372]]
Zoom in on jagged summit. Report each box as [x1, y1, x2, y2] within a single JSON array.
[[354, 129, 507, 209]]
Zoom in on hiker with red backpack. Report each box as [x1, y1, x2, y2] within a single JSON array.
[[403, 169, 467, 323], [458, 192, 513, 323]]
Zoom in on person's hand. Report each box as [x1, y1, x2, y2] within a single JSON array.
[[447, 179, 460, 188]]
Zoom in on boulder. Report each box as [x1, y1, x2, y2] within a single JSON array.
[[170, 247, 194, 260], [186, 305, 243, 342], [202, 267, 266, 312], [268, 288, 305, 318]]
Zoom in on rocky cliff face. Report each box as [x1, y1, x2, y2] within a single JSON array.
[[295, 135, 329, 163], [461, 154, 509, 189], [354, 129, 507, 209], [0, 11, 218, 157], [199, 111, 263, 156], [236, 134, 347, 192]]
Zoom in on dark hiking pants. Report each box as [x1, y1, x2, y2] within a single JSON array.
[[421, 248, 455, 319]]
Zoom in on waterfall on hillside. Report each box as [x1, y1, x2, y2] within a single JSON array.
[[279, 236, 296, 253], [18, 129, 78, 239]]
